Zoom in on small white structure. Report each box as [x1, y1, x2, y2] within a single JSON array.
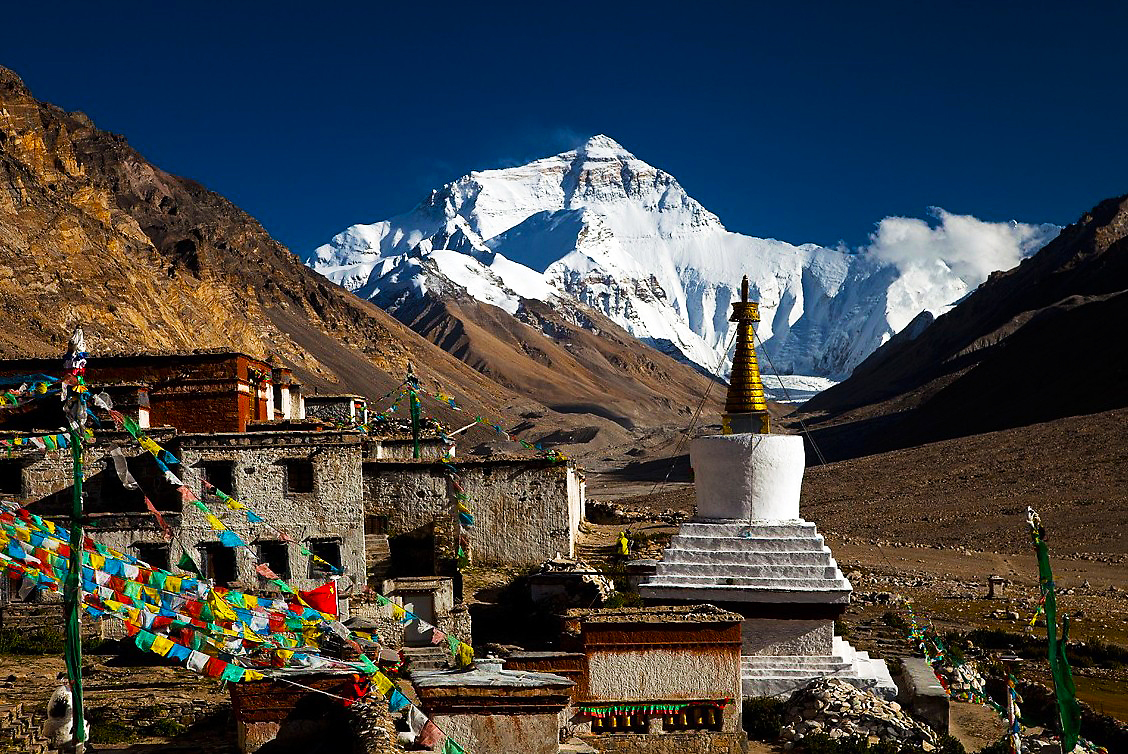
[[640, 433, 896, 699]]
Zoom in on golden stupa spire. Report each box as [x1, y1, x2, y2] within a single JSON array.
[[723, 275, 771, 434]]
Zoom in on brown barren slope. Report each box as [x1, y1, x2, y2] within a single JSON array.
[[793, 194, 1128, 462], [0, 64, 721, 453]]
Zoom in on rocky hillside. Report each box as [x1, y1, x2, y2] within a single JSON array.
[[0, 65, 719, 445], [793, 193, 1128, 461]]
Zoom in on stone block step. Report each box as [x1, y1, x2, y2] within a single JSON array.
[[663, 549, 832, 566], [654, 563, 842, 579], [667, 535, 826, 552], [678, 521, 819, 538], [742, 667, 853, 678], [645, 575, 851, 590], [403, 645, 451, 671]]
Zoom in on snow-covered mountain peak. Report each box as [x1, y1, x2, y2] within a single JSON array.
[[303, 137, 1057, 388]]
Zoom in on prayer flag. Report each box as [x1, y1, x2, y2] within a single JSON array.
[[372, 671, 394, 696], [419, 721, 442, 748], [297, 581, 337, 617], [388, 689, 410, 712], [177, 553, 202, 577]]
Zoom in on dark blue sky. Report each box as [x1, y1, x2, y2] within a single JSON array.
[[6, 2, 1127, 254]]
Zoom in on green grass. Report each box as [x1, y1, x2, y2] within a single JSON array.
[[0, 627, 65, 655]]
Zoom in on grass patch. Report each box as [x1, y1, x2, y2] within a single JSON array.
[[0, 627, 65, 655]]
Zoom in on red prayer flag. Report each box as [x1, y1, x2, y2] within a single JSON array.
[[295, 581, 337, 616], [419, 721, 443, 748], [255, 563, 279, 580], [204, 657, 226, 678], [144, 497, 174, 541]]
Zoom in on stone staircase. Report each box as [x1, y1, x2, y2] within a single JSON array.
[[0, 703, 50, 754], [640, 520, 852, 599], [402, 645, 450, 672], [573, 539, 616, 572], [742, 637, 897, 699], [0, 601, 65, 633]]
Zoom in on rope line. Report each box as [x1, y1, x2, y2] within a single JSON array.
[[753, 329, 828, 467]]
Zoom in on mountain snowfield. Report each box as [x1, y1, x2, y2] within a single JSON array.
[[304, 135, 1057, 394]]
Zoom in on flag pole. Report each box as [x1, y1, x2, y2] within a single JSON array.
[[62, 327, 89, 750]]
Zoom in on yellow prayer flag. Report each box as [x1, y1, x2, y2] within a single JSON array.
[[243, 669, 264, 682], [165, 575, 181, 593], [204, 514, 225, 531], [138, 436, 162, 456], [457, 642, 474, 668], [391, 604, 405, 620], [89, 553, 105, 570], [226, 498, 246, 511], [151, 635, 175, 656], [207, 591, 239, 623], [372, 671, 394, 696]]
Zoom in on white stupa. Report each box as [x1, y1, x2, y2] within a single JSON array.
[[639, 278, 896, 699]]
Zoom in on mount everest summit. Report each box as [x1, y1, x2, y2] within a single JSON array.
[[303, 135, 1057, 392]]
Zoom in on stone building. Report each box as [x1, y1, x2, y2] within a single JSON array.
[[173, 429, 365, 594], [362, 455, 586, 579], [413, 658, 574, 754], [0, 426, 367, 598], [561, 605, 746, 754], [0, 351, 304, 432], [304, 394, 367, 427]]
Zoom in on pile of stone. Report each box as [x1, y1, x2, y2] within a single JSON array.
[[779, 678, 938, 750], [933, 660, 988, 701], [584, 500, 686, 526]]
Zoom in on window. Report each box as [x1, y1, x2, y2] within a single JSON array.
[[590, 715, 649, 734], [200, 543, 237, 586], [257, 541, 290, 580], [364, 515, 389, 535], [134, 542, 170, 571], [200, 461, 234, 499], [284, 460, 314, 494], [307, 538, 341, 578], [0, 462, 22, 496], [662, 706, 723, 732]]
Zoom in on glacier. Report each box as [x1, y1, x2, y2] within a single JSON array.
[[303, 135, 1058, 387]]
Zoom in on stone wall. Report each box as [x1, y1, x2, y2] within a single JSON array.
[[576, 731, 747, 754], [305, 396, 363, 426], [430, 711, 561, 754], [741, 619, 833, 656], [173, 430, 365, 593], [349, 578, 472, 650], [363, 458, 583, 570]]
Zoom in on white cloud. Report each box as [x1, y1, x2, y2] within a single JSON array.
[[863, 207, 1058, 286]]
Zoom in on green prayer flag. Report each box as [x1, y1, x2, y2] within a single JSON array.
[[134, 630, 156, 652], [220, 664, 246, 683], [442, 738, 466, 754], [357, 654, 378, 675], [446, 635, 459, 655], [1029, 511, 1081, 750], [150, 571, 167, 591], [177, 552, 202, 576]]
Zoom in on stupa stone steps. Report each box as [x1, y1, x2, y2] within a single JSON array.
[[645, 574, 851, 589], [669, 534, 826, 551], [678, 521, 820, 538], [662, 548, 832, 566], [651, 562, 842, 579]]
